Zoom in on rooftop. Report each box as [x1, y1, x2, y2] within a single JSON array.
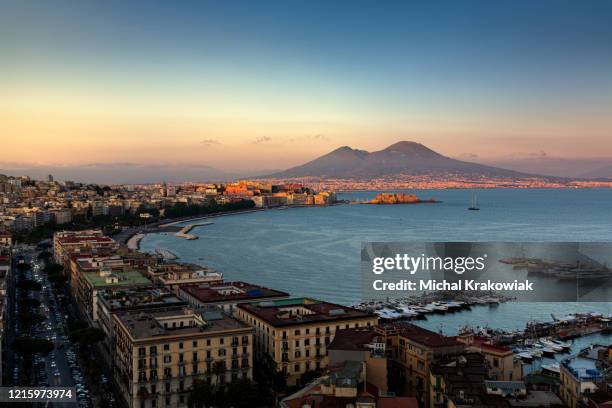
[[84, 270, 152, 288], [237, 298, 376, 328], [181, 281, 289, 303], [98, 287, 186, 311], [116, 307, 251, 340], [563, 356, 601, 380], [327, 327, 380, 352], [383, 323, 464, 348]]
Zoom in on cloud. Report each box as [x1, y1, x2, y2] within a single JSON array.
[[200, 139, 221, 147], [252, 136, 272, 144], [288, 134, 329, 143]]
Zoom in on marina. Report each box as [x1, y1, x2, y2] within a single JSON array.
[[500, 257, 612, 281]]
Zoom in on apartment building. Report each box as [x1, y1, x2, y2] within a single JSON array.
[[235, 298, 378, 385], [67, 254, 153, 319], [113, 307, 254, 408], [560, 345, 609, 408], [146, 263, 223, 293], [178, 281, 289, 314], [376, 323, 464, 407], [97, 287, 187, 359], [457, 334, 522, 381], [53, 230, 116, 268]]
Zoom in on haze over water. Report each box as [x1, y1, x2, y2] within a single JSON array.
[[141, 188, 612, 335]]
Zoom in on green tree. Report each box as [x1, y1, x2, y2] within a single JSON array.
[[188, 379, 214, 408], [12, 337, 54, 356], [69, 327, 105, 346], [224, 378, 261, 408], [212, 361, 226, 386]]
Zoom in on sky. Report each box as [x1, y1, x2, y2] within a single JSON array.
[[2, 0, 612, 177]]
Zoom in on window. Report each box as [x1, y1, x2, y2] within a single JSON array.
[[192, 340, 198, 347], [179, 342, 184, 349], [206, 339, 211, 346], [138, 347, 146, 357], [294, 329, 300, 335], [165, 383, 170, 393], [164, 355, 171, 364], [163, 344, 170, 351], [294, 364, 300, 373]]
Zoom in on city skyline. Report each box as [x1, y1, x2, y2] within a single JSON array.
[[2, 0, 612, 178]]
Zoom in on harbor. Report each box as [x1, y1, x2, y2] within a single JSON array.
[[353, 292, 611, 355], [500, 256, 612, 281]]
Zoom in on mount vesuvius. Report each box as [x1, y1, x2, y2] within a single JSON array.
[[264, 141, 534, 179]]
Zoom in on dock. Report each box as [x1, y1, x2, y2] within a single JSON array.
[[175, 222, 214, 240]]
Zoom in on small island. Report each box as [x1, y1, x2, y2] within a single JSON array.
[[363, 193, 441, 204]]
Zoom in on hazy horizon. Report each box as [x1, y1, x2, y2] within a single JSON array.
[[3, 140, 612, 183]]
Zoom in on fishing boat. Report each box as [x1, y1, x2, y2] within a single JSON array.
[[468, 193, 480, 211], [550, 339, 571, 352], [540, 339, 563, 352]]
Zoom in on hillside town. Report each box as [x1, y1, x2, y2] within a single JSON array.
[[0, 174, 337, 241]]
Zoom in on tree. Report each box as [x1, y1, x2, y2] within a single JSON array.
[[18, 298, 41, 309], [299, 369, 321, 386], [37, 250, 52, 260], [16, 279, 42, 291], [224, 378, 261, 408], [19, 311, 46, 329], [212, 361, 226, 386], [253, 353, 287, 405], [188, 379, 214, 408], [12, 337, 54, 356], [69, 327, 105, 346], [44, 262, 63, 275]]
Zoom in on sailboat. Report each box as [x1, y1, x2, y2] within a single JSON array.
[[468, 193, 480, 211]]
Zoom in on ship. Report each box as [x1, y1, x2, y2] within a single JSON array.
[[468, 193, 480, 210]]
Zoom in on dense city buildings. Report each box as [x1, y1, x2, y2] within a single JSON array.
[[235, 298, 378, 385], [0, 174, 336, 239], [113, 306, 254, 408], [376, 323, 465, 406]]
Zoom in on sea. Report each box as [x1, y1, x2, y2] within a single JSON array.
[[141, 188, 612, 352]]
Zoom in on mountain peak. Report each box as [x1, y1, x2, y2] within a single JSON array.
[[263, 140, 527, 179], [380, 141, 443, 158]]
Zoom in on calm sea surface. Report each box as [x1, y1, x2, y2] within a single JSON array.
[[141, 188, 612, 338]]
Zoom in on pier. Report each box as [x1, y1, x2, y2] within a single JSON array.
[[174, 222, 214, 240]]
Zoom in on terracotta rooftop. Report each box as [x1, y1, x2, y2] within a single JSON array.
[[237, 298, 377, 328], [181, 281, 288, 303], [327, 328, 379, 352], [383, 322, 463, 348]]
